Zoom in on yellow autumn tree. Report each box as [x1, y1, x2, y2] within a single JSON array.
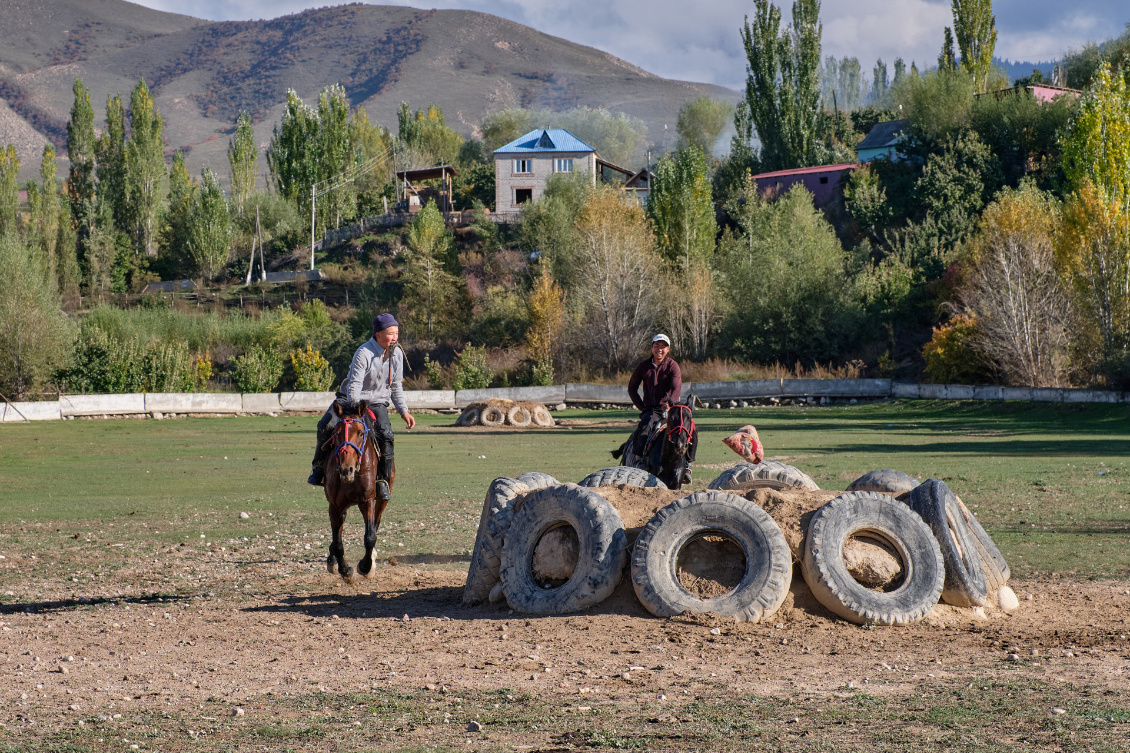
[[525, 267, 565, 385]]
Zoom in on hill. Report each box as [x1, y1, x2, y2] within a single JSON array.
[[0, 0, 738, 180]]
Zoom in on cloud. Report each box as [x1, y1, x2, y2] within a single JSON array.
[[133, 0, 1129, 88]]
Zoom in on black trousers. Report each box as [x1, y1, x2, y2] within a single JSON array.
[[314, 399, 395, 479]]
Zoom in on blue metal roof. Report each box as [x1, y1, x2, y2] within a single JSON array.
[[494, 128, 596, 154]]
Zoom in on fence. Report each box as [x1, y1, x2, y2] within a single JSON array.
[[2, 380, 1126, 423]]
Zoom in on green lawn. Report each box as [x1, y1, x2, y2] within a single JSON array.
[[0, 400, 1127, 577]]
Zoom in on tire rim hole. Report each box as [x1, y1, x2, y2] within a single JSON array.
[[531, 524, 579, 589], [676, 533, 746, 599], [843, 532, 906, 592]]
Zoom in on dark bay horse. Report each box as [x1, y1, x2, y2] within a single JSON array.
[[612, 403, 697, 489], [323, 400, 394, 580]]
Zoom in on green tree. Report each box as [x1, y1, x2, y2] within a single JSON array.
[[0, 234, 72, 398], [163, 151, 197, 272], [97, 93, 128, 233], [938, 27, 958, 73], [227, 112, 257, 216], [676, 97, 735, 156], [739, 0, 823, 171], [0, 144, 18, 237], [518, 172, 589, 287], [29, 145, 61, 286], [915, 130, 1003, 251], [1061, 62, 1130, 211], [480, 108, 536, 152], [872, 59, 890, 104], [398, 102, 464, 167], [348, 106, 395, 214], [266, 90, 318, 208], [66, 81, 98, 277], [317, 85, 355, 229], [717, 179, 859, 363], [126, 80, 165, 257], [188, 168, 232, 280], [647, 146, 717, 271], [401, 201, 461, 338], [950, 0, 997, 93]]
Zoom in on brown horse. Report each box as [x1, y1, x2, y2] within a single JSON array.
[[323, 400, 394, 580]]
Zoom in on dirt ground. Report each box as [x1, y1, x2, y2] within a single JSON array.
[[3, 485, 1129, 750]]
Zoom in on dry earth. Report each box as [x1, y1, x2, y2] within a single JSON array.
[[2, 485, 1129, 750]]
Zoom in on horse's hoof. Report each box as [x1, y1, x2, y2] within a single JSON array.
[[326, 558, 336, 574], [357, 558, 373, 576], [340, 566, 354, 580]]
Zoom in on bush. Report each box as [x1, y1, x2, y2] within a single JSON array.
[[232, 345, 283, 393], [57, 326, 194, 393], [424, 354, 445, 389], [922, 315, 992, 384], [290, 344, 335, 392], [192, 353, 213, 391], [451, 345, 492, 390]]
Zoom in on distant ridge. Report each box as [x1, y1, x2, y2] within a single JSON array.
[[0, 0, 738, 179]]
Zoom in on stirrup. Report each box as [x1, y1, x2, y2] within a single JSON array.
[[376, 479, 390, 501]]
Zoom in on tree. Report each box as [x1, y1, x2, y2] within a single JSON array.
[[480, 108, 536, 152], [227, 112, 257, 216], [96, 93, 128, 233], [676, 97, 734, 156], [66, 80, 98, 274], [479, 106, 647, 167], [915, 130, 1003, 251], [821, 56, 868, 111], [0, 234, 72, 398], [315, 85, 355, 230], [266, 90, 319, 208], [188, 169, 232, 280], [1061, 62, 1130, 212], [398, 102, 464, 167], [938, 27, 958, 73], [950, 0, 997, 93], [163, 152, 196, 271], [717, 179, 859, 363], [872, 59, 890, 104], [739, 0, 823, 171], [0, 144, 18, 237], [574, 185, 662, 370], [959, 183, 1070, 386], [647, 146, 717, 272], [525, 267, 566, 385], [519, 172, 589, 288], [400, 201, 461, 338], [28, 145, 61, 286], [125, 79, 164, 257]]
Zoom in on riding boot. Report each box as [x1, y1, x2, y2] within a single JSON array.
[[376, 454, 394, 501], [308, 420, 334, 486]]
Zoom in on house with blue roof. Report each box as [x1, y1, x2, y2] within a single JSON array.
[[494, 128, 611, 213]]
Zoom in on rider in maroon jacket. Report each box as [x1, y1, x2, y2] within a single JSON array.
[[627, 334, 696, 481]]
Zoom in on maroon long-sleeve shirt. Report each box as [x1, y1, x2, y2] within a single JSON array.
[[628, 356, 682, 411]]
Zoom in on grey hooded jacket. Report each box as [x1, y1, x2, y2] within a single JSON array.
[[339, 338, 409, 416]]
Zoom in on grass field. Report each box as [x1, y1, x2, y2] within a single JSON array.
[[1, 399, 1127, 580], [1, 401, 1128, 753]]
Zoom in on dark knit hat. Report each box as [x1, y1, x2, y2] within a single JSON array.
[[372, 313, 399, 333]]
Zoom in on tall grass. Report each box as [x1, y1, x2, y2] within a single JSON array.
[[83, 304, 281, 352]]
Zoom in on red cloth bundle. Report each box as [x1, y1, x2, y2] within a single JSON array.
[[722, 425, 764, 464]]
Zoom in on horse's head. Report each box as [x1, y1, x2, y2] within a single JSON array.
[[665, 403, 695, 457], [332, 400, 370, 483]]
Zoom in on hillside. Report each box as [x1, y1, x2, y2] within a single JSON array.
[[0, 0, 739, 180]]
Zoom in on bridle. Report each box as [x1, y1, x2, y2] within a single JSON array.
[[665, 404, 695, 448], [333, 417, 372, 465]]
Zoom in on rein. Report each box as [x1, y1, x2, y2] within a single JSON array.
[[665, 404, 695, 447], [333, 417, 373, 465]]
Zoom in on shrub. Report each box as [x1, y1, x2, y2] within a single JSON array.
[[192, 352, 213, 392], [424, 353, 445, 390], [922, 315, 992, 384], [451, 344, 492, 390], [232, 345, 283, 393], [530, 355, 554, 386], [290, 344, 335, 392], [57, 326, 194, 393]]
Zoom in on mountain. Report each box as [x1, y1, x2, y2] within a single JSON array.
[[993, 57, 1058, 83], [0, 0, 738, 180]]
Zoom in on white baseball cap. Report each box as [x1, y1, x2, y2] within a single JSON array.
[[652, 333, 671, 345]]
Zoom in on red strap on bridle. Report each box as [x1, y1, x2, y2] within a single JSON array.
[[665, 404, 695, 444]]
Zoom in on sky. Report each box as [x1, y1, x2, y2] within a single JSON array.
[[132, 0, 1127, 91]]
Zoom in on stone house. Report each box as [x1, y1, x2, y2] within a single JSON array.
[[493, 128, 599, 214]]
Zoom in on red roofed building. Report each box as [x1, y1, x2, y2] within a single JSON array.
[[750, 163, 858, 207]]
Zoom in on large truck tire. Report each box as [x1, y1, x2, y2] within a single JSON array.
[[847, 469, 921, 496], [708, 461, 819, 492], [462, 477, 528, 606], [906, 479, 987, 607], [578, 467, 667, 489]]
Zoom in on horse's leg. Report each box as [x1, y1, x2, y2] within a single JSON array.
[[386, 457, 395, 494], [328, 503, 352, 580], [357, 496, 378, 576]]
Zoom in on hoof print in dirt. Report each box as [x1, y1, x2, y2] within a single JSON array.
[[456, 400, 554, 428]]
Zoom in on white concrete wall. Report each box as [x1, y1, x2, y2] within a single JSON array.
[[455, 386, 566, 407], [279, 392, 336, 412], [0, 401, 62, 422], [60, 394, 146, 417], [146, 393, 243, 413]]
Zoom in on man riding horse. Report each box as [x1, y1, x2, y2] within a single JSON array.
[[307, 313, 415, 495], [626, 333, 697, 484]]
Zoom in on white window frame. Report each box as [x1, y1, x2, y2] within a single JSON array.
[[555, 158, 573, 173], [513, 159, 532, 175]]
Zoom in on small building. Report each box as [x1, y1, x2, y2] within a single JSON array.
[[494, 128, 599, 213], [751, 163, 858, 208], [978, 83, 1082, 104], [855, 119, 908, 163], [395, 165, 459, 213]]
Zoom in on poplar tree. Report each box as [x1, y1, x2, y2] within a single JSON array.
[[951, 0, 997, 93], [739, 0, 823, 171], [227, 112, 256, 216], [97, 93, 128, 233], [188, 168, 232, 280], [872, 59, 889, 102], [939, 27, 958, 73], [401, 200, 459, 338], [165, 151, 197, 268], [66, 79, 97, 271], [316, 85, 353, 229], [34, 145, 61, 285], [125, 79, 165, 257], [266, 89, 318, 208], [647, 145, 717, 272]]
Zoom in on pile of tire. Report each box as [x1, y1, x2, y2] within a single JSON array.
[[462, 461, 820, 622], [794, 471, 1013, 625], [455, 400, 554, 428]]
